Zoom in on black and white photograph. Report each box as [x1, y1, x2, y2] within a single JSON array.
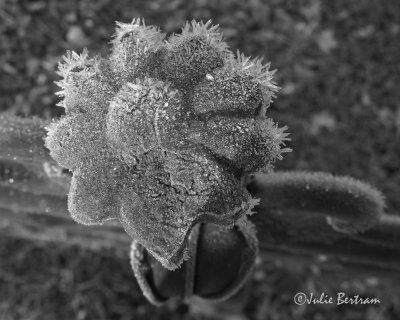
[[0, 0, 399, 319]]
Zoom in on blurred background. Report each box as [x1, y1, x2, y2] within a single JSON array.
[[1, 0, 400, 319]]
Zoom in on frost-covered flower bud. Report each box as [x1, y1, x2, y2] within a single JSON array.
[[46, 18, 289, 270]]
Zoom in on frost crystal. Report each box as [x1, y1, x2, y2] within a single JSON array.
[[46, 19, 290, 269]]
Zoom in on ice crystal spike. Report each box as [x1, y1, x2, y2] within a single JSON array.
[[46, 19, 289, 269], [158, 20, 233, 89], [110, 19, 165, 83]]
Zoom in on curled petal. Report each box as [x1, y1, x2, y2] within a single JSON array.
[[68, 162, 121, 225], [189, 116, 290, 174], [119, 149, 253, 269], [45, 114, 106, 170]]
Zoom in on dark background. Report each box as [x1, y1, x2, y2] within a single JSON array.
[[1, 0, 399, 319]]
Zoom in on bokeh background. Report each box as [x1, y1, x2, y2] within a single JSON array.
[[1, 0, 400, 319]]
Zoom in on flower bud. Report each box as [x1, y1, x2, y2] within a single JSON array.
[[130, 220, 258, 305]]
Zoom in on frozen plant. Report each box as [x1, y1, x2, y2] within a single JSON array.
[[45, 19, 290, 270]]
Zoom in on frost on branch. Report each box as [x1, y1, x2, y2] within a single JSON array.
[[0, 115, 51, 163], [246, 171, 385, 233], [45, 18, 290, 269]]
